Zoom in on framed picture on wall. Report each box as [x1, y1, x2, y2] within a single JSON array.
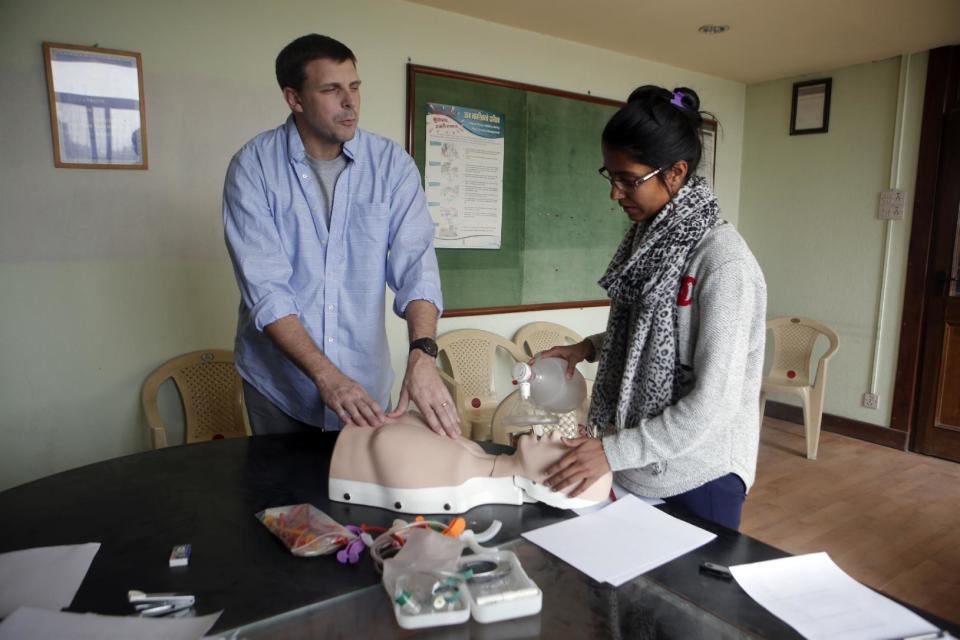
[[789, 77, 832, 135], [43, 42, 148, 169]]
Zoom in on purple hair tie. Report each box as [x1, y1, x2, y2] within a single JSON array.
[[670, 91, 685, 108]]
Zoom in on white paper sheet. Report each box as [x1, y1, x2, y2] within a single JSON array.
[[730, 552, 940, 640], [0, 543, 100, 617], [0, 607, 221, 640], [523, 494, 715, 586]]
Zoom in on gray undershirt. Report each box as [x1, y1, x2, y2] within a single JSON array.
[[305, 152, 348, 229]]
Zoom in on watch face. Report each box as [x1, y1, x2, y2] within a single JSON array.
[[411, 338, 438, 358]]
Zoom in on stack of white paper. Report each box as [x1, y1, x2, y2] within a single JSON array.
[[0, 543, 101, 617], [522, 494, 716, 586], [0, 607, 221, 640], [730, 552, 942, 640], [0, 543, 221, 640]]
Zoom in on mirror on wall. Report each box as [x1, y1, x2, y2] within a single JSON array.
[[43, 42, 148, 169]]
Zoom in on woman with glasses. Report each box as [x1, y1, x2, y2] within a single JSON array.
[[538, 85, 767, 530]]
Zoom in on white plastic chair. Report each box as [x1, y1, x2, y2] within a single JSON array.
[[142, 349, 251, 449], [759, 317, 840, 460], [436, 329, 527, 441], [513, 321, 584, 358]]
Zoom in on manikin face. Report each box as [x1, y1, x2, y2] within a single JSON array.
[[284, 58, 361, 157], [515, 430, 569, 480], [601, 145, 687, 223]]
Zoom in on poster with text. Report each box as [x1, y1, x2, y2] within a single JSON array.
[[424, 103, 504, 249]]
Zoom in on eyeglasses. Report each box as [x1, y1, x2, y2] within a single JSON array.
[[598, 166, 663, 192]]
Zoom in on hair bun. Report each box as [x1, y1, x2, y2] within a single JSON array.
[[626, 85, 671, 105]]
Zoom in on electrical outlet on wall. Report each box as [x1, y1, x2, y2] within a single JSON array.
[[862, 392, 879, 409]]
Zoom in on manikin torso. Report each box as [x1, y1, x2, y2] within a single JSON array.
[[329, 412, 612, 514]]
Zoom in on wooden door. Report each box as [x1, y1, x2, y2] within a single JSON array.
[[914, 92, 960, 460]]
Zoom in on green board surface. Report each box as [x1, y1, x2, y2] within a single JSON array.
[[410, 69, 629, 311]]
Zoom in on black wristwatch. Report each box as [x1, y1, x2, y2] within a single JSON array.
[[409, 337, 439, 358]]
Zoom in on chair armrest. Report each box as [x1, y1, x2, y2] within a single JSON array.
[[141, 377, 169, 449], [813, 338, 839, 390]]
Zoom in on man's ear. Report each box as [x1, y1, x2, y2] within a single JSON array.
[[282, 87, 303, 113]]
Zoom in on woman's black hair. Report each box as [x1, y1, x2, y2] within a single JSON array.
[[602, 85, 715, 186], [275, 34, 356, 92]]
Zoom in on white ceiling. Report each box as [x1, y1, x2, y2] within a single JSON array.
[[406, 0, 960, 84]]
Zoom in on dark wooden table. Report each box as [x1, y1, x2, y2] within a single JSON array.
[[1, 432, 955, 637]]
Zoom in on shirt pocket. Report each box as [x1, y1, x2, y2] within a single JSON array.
[[348, 202, 390, 245], [348, 202, 390, 279]]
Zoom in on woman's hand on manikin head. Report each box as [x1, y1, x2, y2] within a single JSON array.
[[533, 340, 594, 378], [542, 436, 611, 498]]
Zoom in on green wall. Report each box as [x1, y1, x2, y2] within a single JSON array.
[[739, 54, 928, 426]]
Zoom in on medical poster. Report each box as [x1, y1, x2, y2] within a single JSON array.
[[424, 103, 504, 249]]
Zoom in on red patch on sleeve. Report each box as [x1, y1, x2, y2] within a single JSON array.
[[677, 275, 697, 307]]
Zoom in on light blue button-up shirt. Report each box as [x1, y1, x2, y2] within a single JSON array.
[[223, 117, 442, 429]]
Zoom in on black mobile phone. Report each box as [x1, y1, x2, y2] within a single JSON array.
[[699, 561, 733, 580]]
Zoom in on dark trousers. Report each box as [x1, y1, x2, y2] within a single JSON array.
[[242, 380, 322, 435], [662, 473, 747, 530]]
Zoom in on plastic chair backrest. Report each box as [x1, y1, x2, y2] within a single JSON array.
[[766, 317, 840, 387], [513, 321, 584, 358], [436, 329, 526, 410], [141, 349, 250, 449]]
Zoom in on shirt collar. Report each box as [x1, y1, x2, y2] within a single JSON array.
[[285, 114, 359, 164]]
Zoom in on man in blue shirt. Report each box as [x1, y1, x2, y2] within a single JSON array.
[[223, 34, 459, 437]]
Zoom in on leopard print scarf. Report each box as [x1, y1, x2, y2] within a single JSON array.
[[589, 175, 719, 436]]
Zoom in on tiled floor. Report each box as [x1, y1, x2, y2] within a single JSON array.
[[741, 418, 960, 625]]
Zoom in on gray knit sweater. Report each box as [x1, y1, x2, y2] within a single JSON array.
[[589, 221, 767, 497]]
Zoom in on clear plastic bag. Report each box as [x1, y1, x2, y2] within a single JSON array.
[[382, 527, 464, 595], [255, 504, 355, 557]]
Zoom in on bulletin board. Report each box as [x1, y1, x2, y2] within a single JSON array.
[[406, 65, 716, 316]]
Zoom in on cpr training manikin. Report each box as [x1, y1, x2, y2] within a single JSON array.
[[329, 412, 612, 514]]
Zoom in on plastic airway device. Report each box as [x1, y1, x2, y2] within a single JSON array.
[[337, 525, 365, 564]]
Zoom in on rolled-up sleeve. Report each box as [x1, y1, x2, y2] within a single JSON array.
[[386, 154, 443, 318], [223, 151, 300, 331]]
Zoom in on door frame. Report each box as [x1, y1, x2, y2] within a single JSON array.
[[891, 46, 960, 446]]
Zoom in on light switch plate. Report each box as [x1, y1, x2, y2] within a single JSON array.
[[878, 190, 907, 220]]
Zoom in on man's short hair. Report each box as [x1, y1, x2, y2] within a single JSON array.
[[275, 34, 356, 92]]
